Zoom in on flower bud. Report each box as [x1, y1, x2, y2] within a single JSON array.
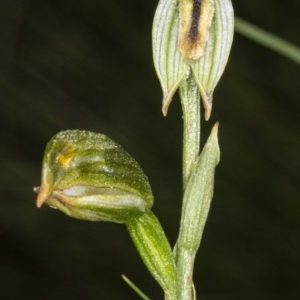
[[153, 0, 234, 119], [35, 130, 153, 223]]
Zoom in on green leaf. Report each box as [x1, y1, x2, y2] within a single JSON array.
[[175, 123, 220, 299], [235, 17, 300, 65], [121, 275, 151, 300], [127, 211, 177, 300], [179, 122, 220, 250]]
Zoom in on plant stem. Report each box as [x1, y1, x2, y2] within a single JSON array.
[[179, 69, 201, 189], [175, 245, 196, 300], [175, 69, 201, 300]]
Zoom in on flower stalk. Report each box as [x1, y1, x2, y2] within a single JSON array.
[[179, 70, 201, 189]]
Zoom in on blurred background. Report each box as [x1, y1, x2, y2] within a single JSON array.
[[1, 0, 299, 299]]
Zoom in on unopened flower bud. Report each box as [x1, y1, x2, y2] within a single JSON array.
[[35, 130, 153, 223], [153, 0, 234, 119]]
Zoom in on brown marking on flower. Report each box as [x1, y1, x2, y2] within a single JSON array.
[[56, 144, 75, 168], [179, 0, 215, 60]]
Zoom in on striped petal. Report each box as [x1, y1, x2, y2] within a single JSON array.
[[190, 0, 234, 120], [153, 0, 188, 116]]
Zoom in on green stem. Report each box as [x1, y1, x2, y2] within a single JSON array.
[[126, 210, 177, 300], [179, 70, 201, 189], [175, 246, 196, 300], [235, 17, 300, 65], [175, 70, 201, 300]]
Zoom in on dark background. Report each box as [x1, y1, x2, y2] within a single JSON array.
[[1, 0, 299, 299]]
